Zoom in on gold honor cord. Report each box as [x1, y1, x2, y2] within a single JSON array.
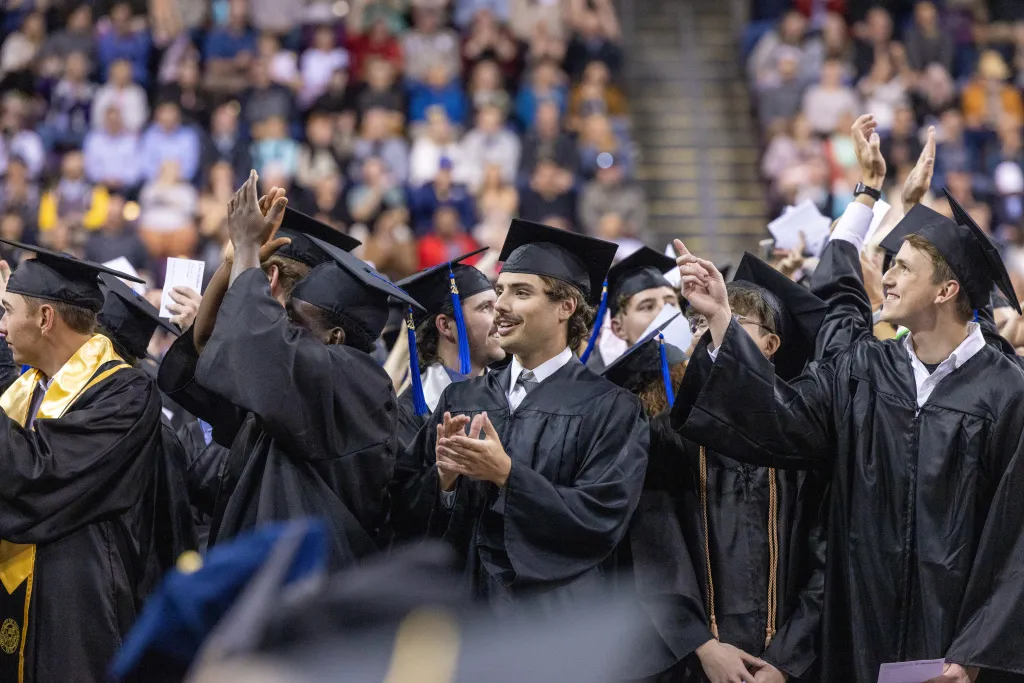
[[698, 447, 780, 649], [382, 608, 461, 683], [0, 335, 128, 683]]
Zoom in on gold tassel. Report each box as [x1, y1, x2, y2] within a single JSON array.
[[699, 447, 719, 639]]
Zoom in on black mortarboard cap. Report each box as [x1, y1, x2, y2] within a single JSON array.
[[601, 314, 685, 394], [879, 199, 1021, 314], [98, 273, 180, 359], [290, 235, 424, 344], [498, 220, 617, 304], [395, 248, 491, 322], [731, 252, 829, 380], [275, 208, 362, 269], [1, 238, 145, 312], [606, 247, 677, 317]]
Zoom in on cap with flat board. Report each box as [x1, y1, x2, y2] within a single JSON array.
[[395, 248, 491, 413], [498, 219, 617, 305], [0, 238, 146, 312], [879, 197, 1021, 315], [99, 273, 180, 359], [580, 245, 678, 364], [275, 208, 363, 269], [290, 235, 423, 347], [601, 313, 685, 403], [730, 252, 829, 380]]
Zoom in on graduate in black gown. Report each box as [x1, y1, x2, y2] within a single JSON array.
[[674, 173, 1024, 682], [392, 249, 505, 451], [158, 174, 422, 568], [96, 274, 199, 570], [396, 219, 649, 609], [582, 246, 681, 370], [667, 256, 830, 683], [0, 241, 165, 683]]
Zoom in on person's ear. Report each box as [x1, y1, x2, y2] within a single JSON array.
[[558, 296, 577, 323], [38, 303, 55, 335], [325, 327, 346, 346], [268, 263, 281, 292], [934, 280, 960, 306], [436, 313, 457, 343], [763, 332, 782, 359], [609, 313, 626, 341]]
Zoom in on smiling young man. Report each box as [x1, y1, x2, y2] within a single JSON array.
[[400, 219, 649, 608], [159, 172, 422, 568], [0, 244, 169, 683], [673, 120, 1024, 682], [608, 246, 681, 348]]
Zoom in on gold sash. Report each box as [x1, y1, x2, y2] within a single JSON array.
[[0, 335, 128, 682]]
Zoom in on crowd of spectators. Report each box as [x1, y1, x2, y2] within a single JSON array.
[[745, 0, 1024, 291], [0, 0, 644, 289]]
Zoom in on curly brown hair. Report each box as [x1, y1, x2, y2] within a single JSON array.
[[636, 362, 688, 416], [540, 276, 596, 353]]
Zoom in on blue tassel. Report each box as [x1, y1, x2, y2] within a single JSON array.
[[448, 266, 472, 375], [973, 309, 979, 323], [659, 334, 675, 407], [580, 279, 608, 364], [406, 308, 430, 416]]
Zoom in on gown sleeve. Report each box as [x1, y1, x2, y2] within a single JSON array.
[[677, 318, 839, 471], [761, 472, 830, 679], [157, 326, 247, 448], [810, 238, 875, 361], [629, 415, 714, 676], [496, 391, 650, 585], [0, 370, 163, 544], [185, 441, 231, 517], [943, 417, 1024, 676], [194, 267, 396, 459]]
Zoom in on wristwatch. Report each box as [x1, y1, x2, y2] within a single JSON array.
[[854, 183, 882, 201]]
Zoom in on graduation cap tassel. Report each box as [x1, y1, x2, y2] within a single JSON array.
[[406, 308, 430, 416], [973, 309, 979, 323], [580, 280, 608, 364], [659, 334, 676, 407], [448, 266, 472, 376]]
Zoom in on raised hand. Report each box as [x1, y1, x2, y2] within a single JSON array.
[[902, 125, 936, 209], [673, 239, 729, 320], [227, 170, 288, 251], [166, 286, 202, 330], [0, 260, 10, 301], [852, 114, 886, 188], [924, 664, 979, 683]]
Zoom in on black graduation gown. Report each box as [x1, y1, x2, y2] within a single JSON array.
[[157, 268, 399, 569], [395, 358, 650, 610], [0, 363, 163, 683], [677, 305, 1024, 682], [654, 352, 829, 682]]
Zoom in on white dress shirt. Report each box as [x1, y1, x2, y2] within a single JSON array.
[[421, 362, 454, 414], [904, 323, 985, 410], [507, 347, 573, 410]]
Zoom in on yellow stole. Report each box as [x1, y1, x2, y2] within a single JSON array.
[[0, 335, 128, 682]]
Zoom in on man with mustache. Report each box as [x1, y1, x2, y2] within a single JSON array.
[[399, 219, 649, 608]]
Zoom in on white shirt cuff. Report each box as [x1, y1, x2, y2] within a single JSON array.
[[440, 486, 457, 508], [829, 200, 875, 252]]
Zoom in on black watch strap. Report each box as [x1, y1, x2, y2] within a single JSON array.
[[854, 183, 882, 201]]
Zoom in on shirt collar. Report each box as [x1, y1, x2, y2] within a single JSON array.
[[509, 347, 573, 388], [904, 322, 985, 373]]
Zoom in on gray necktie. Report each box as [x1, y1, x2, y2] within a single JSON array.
[[517, 370, 539, 394]]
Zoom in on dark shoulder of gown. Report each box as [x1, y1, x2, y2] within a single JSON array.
[[170, 267, 399, 569], [400, 359, 650, 610], [676, 315, 1024, 682], [0, 364, 164, 683]]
